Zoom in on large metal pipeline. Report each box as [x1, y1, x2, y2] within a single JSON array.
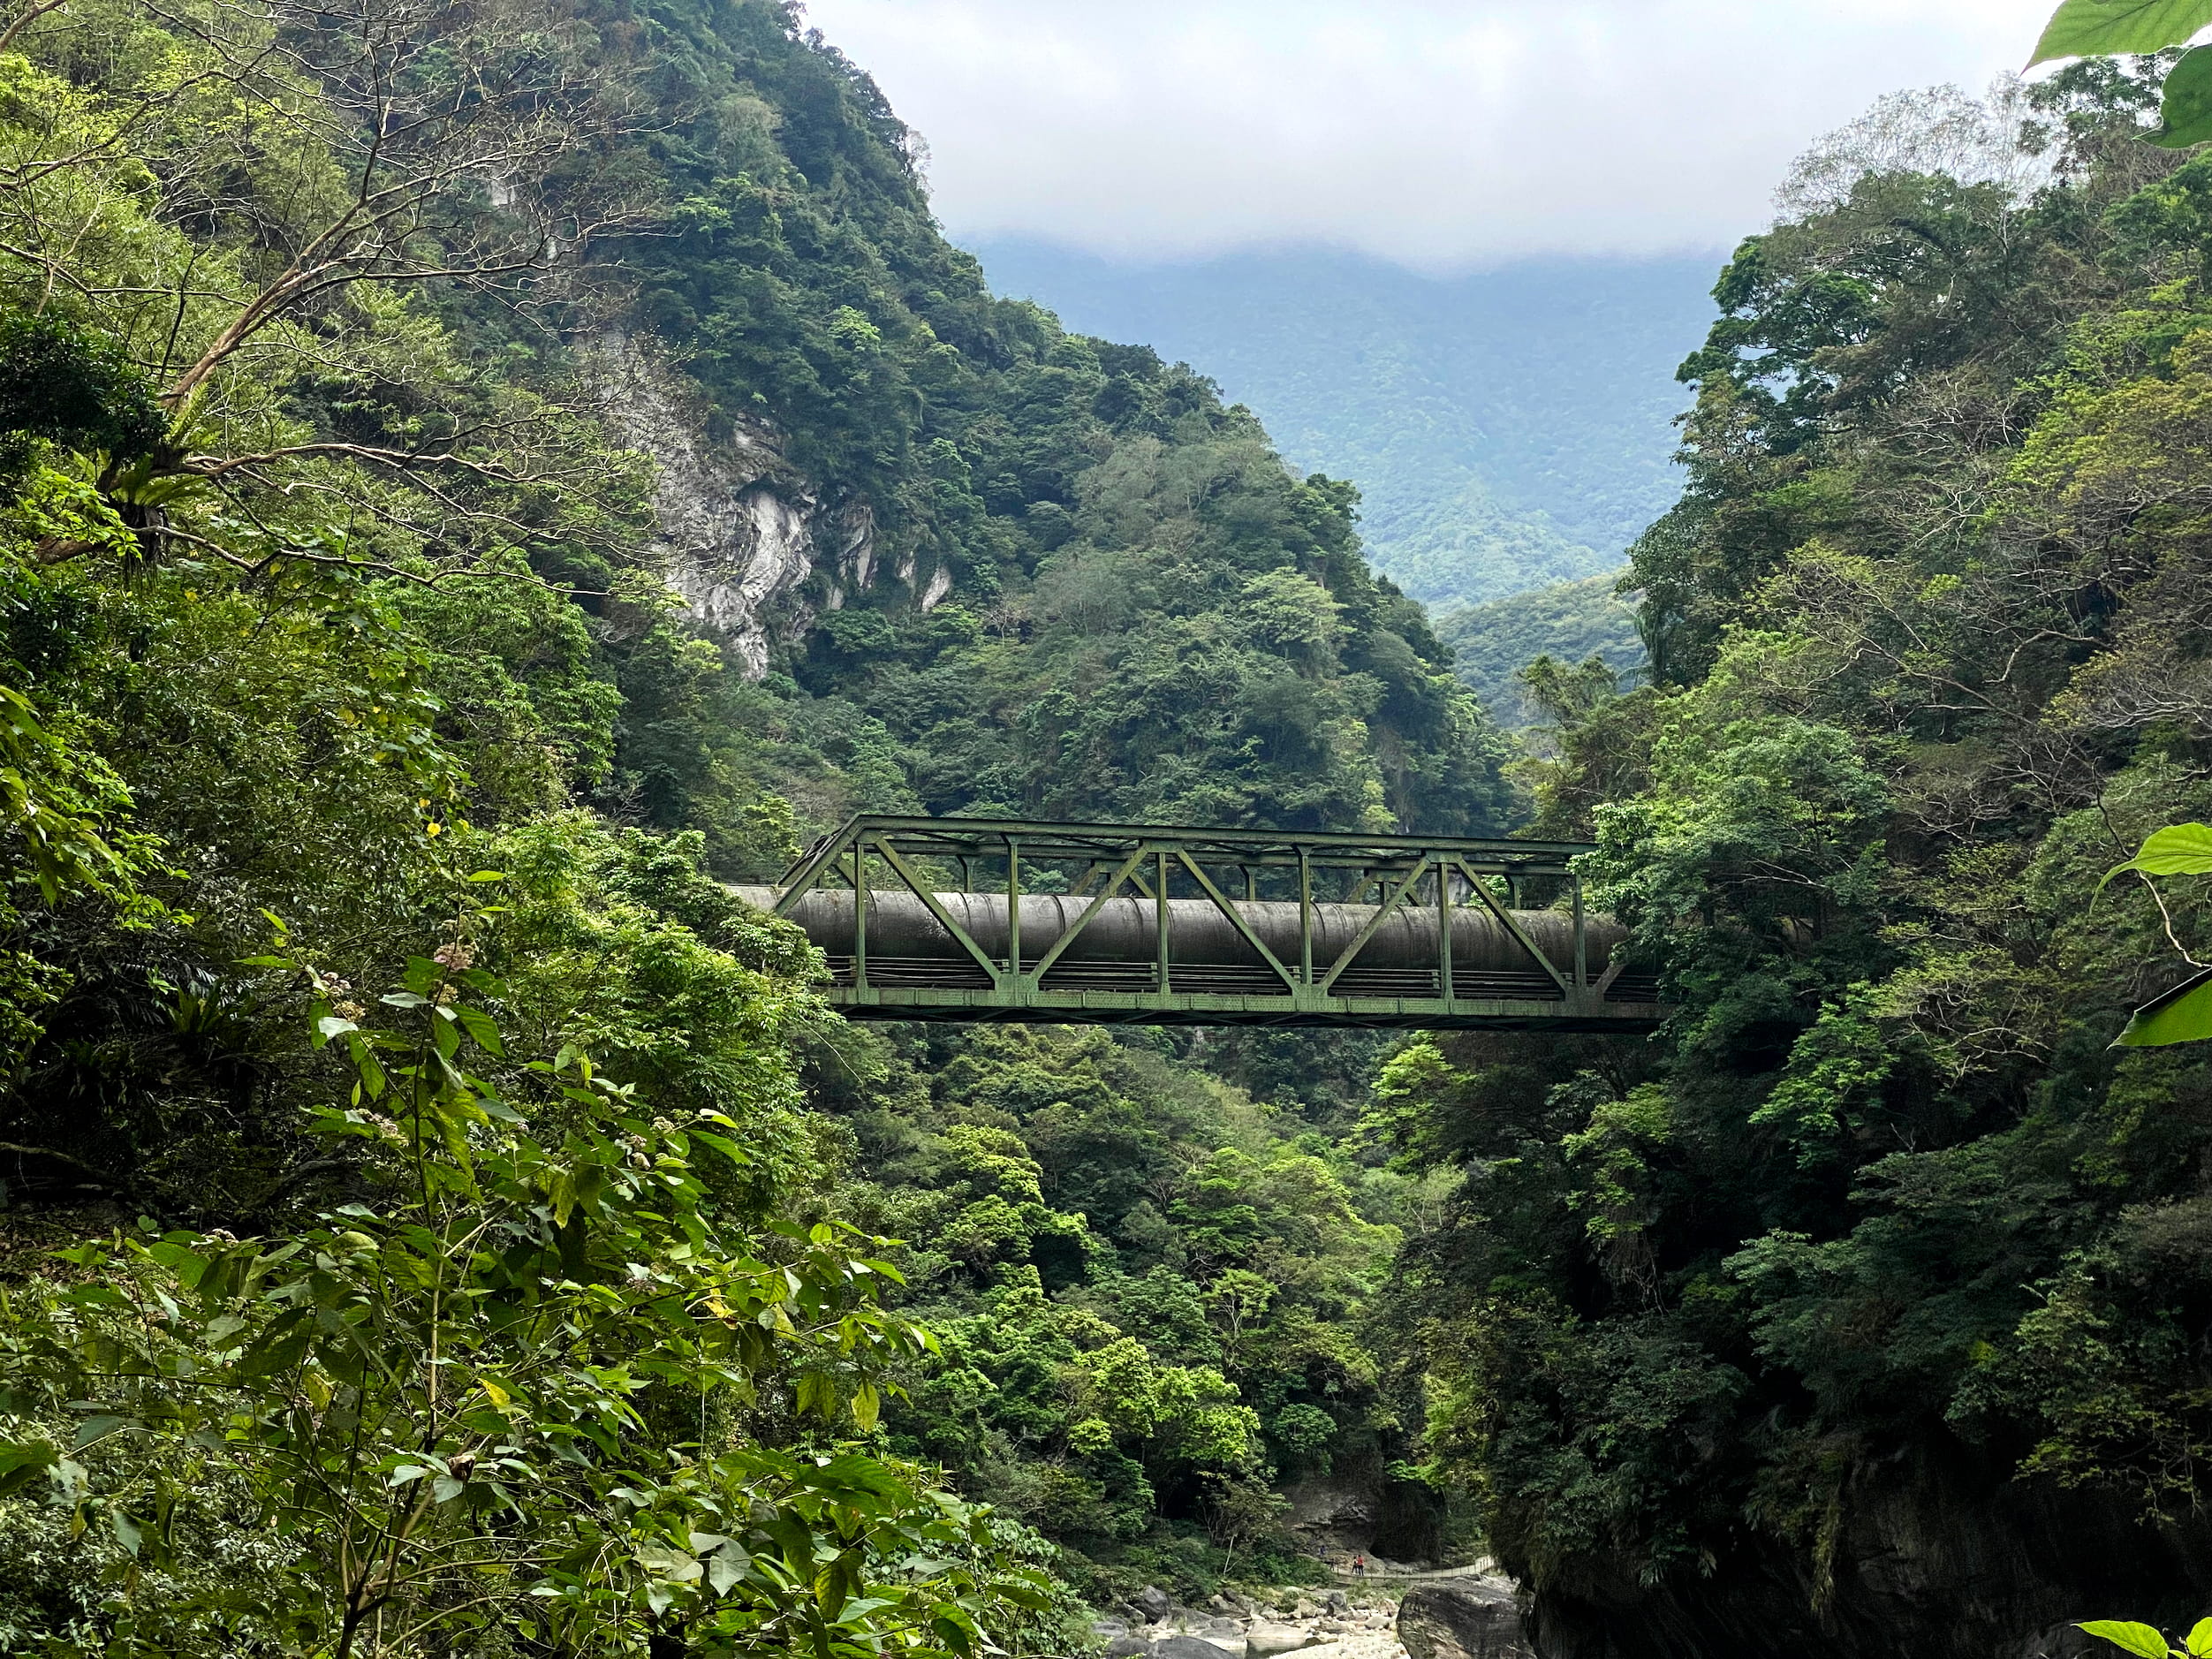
[[731, 886, 1623, 979]]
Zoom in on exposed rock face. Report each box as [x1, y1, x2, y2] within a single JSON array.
[[1397, 1579, 1533, 1659], [1247, 1621, 1324, 1657], [593, 337, 899, 676], [1506, 1438, 2212, 1658], [1156, 1636, 1243, 1659], [1285, 1467, 1444, 1569]]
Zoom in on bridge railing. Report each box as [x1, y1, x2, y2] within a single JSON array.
[[743, 815, 1663, 1031]]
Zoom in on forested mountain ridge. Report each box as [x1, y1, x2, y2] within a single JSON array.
[[971, 242, 1716, 609], [565, 14, 1511, 845], [1432, 574, 1646, 729], [1373, 63, 2212, 1656], [0, 0, 1499, 1645]]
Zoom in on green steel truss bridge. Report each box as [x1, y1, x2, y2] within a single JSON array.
[[733, 816, 1663, 1032]]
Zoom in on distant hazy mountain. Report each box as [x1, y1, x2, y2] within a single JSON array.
[[1433, 575, 1646, 728], [968, 240, 1720, 608]]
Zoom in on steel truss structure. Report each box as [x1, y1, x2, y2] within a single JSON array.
[[741, 815, 1663, 1031]]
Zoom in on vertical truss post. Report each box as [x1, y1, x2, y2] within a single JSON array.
[[1436, 853, 1454, 1005], [1006, 835, 1022, 980], [1572, 870, 1588, 993], [852, 837, 869, 992], [1155, 848, 1170, 994], [1298, 846, 1314, 988]]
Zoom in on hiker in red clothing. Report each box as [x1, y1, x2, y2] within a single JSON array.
[[1351, 1553, 1367, 1579]]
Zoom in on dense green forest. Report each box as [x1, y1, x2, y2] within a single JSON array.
[[1375, 57, 2212, 1655], [0, 0, 1506, 1648], [18, 0, 2212, 1653], [973, 243, 1715, 608], [1432, 574, 1645, 729]]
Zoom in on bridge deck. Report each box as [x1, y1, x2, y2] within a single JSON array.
[[744, 816, 1663, 1032]]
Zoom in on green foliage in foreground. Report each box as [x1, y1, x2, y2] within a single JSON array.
[[2081, 1617, 2212, 1657], [2037, 1, 2212, 145], [2097, 824, 2212, 1044], [0, 936, 1066, 1657], [1363, 57, 2212, 1633], [0, 0, 1485, 1640]]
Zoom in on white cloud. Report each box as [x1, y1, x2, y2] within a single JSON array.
[[797, 0, 2042, 269]]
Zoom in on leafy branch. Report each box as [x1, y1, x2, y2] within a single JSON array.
[[2034, 1, 2212, 143]]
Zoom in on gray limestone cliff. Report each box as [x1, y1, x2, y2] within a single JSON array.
[[593, 337, 946, 676], [1398, 1578, 1534, 1659]]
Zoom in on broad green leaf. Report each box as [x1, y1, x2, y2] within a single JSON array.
[[2185, 1617, 2212, 1656], [2032, 0, 2212, 63], [2116, 968, 2212, 1046], [2155, 45, 2212, 141], [640, 1542, 704, 1583], [707, 1549, 747, 1595], [2101, 823, 2212, 889], [931, 1612, 976, 1659], [796, 1369, 838, 1419], [2079, 1620, 2178, 1657], [0, 1440, 58, 1498], [852, 1380, 881, 1433], [453, 1004, 504, 1055]]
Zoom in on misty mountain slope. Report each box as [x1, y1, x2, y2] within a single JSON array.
[[1435, 573, 1646, 728], [969, 240, 1717, 606]]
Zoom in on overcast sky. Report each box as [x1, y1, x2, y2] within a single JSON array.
[[798, 0, 2044, 270]]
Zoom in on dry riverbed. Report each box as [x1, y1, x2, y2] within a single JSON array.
[[1091, 1571, 1532, 1659]]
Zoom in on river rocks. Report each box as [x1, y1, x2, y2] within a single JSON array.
[[1089, 1577, 1413, 1659], [1397, 1577, 1534, 1659], [1156, 1635, 1243, 1659], [1246, 1622, 1322, 1657]]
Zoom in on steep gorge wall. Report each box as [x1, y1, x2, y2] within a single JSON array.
[[594, 337, 947, 675], [1514, 1438, 2212, 1659]]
